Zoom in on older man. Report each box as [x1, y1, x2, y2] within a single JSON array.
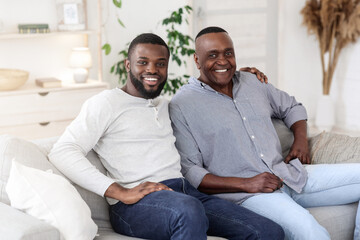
[[169, 26, 360, 240]]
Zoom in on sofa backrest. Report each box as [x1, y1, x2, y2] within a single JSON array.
[[0, 120, 294, 230], [271, 118, 294, 158], [0, 135, 112, 230]]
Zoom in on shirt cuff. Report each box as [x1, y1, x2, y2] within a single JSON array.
[[284, 105, 308, 129], [97, 178, 116, 197], [184, 165, 210, 188]]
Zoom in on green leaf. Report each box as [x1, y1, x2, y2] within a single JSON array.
[[117, 18, 125, 28], [113, 0, 122, 8], [102, 43, 111, 55], [185, 5, 192, 13], [110, 65, 115, 73]]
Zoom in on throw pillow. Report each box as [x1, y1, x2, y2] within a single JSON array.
[[309, 132, 360, 164], [6, 161, 98, 240]]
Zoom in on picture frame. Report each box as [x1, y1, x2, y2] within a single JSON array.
[[56, 0, 86, 31]]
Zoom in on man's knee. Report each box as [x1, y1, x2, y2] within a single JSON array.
[[174, 196, 208, 225], [260, 219, 285, 240]]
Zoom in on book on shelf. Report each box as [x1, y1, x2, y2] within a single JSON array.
[[35, 78, 62, 88], [18, 24, 50, 34]]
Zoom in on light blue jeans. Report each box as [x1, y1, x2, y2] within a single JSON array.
[[241, 163, 360, 240]]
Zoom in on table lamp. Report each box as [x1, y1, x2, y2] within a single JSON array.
[[69, 47, 92, 83]]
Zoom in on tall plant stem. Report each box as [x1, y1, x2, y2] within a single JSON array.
[[324, 23, 337, 95], [318, 33, 327, 95]]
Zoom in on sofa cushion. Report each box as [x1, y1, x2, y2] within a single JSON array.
[[0, 201, 60, 240], [6, 161, 98, 240], [0, 135, 63, 205], [0, 135, 112, 230], [308, 203, 357, 240]]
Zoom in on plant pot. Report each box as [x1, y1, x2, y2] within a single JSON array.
[[315, 95, 335, 132]]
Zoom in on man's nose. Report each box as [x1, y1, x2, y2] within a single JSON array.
[[146, 63, 157, 73], [216, 55, 227, 65]]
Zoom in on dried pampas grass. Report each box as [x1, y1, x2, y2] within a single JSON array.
[[301, 0, 360, 95]]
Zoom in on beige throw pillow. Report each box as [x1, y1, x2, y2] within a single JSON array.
[[309, 132, 360, 164]]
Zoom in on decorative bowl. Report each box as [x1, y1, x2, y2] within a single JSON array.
[[0, 68, 29, 91]]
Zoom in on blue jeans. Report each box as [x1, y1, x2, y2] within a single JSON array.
[[242, 163, 360, 240], [110, 178, 284, 240]]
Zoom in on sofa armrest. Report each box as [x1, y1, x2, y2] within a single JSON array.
[[0, 202, 60, 240]]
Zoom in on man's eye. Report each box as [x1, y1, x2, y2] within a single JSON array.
[[225, 52, 233, 56], [209, 54, 216, 58], [138, 61, 147, 65], [157, 62, 166, 67]]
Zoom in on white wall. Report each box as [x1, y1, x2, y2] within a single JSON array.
[[278, 0, 360, 131]]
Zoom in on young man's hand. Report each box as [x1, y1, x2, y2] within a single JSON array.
[[239, 67, 268, 83], [105, 182, 173, 205]]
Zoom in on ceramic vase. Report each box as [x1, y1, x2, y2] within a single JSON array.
[[315, 94, 335, 132]]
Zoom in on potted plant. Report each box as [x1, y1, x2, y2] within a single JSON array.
[[301, 0, 360, 130]]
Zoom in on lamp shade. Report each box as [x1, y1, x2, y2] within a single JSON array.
[[69, 47, 92, 68]]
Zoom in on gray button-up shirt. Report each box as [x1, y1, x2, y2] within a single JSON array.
[[169, 71, 308, 204]]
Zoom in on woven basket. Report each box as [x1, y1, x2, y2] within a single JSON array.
[[0, 69, 29, 91]]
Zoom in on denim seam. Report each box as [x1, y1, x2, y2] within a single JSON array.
[[205, 210, 261, 239], [111, 209, 135, 236], [294, 182, 360, 196], [135, 202, 185, 236]]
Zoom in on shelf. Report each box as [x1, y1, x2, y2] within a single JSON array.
[[0, 30, 98, 40], [0, 80, 108, 96]]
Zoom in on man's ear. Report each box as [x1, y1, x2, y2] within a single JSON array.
[[125, 59, 130, 72], [194, 53, 201, 69]]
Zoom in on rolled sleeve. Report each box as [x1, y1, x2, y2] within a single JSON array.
[[267, 84, 308, 129], [283, 104, 308, 129], [183, 164, 210, 188]]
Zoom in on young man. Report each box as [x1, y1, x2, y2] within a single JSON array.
[[169, 26, 360, 240], [49, 33, 284, 240]]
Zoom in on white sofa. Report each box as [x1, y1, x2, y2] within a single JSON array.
[[0, 120, 357, 239]]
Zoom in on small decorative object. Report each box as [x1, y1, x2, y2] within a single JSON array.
[[69, 47, 92, 83], [56, 0, 86, 31], [18, 24, 50, 34], [0, 68, 29, 91], [301, 0, 360, 131], [35, 78, 62, 88]]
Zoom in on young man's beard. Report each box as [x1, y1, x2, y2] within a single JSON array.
[[129, 70, 167, 99]]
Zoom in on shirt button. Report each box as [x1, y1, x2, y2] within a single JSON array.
[[234, 100, 237, 103], [243, 117, 246, 120], [260, 153, 264, 158], [251, 135, 255, 139]]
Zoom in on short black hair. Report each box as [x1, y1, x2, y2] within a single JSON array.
[[128, 33, 170, 60], [195, 26, 227, 40]]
